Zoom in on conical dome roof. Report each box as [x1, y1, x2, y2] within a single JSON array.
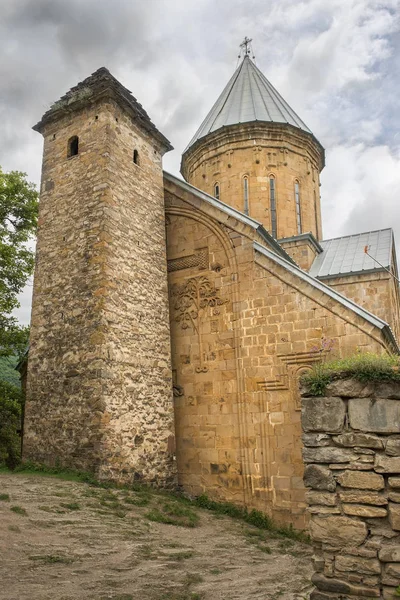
[[185, 55, 312, 152]]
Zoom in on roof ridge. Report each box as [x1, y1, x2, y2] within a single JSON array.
[[321, 227, 393, 243]]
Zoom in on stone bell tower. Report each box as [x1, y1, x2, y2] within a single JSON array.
[[24, 68, 176, 485], [181, 50, 325, 270]]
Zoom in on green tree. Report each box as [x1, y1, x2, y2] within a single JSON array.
[[0, 379, 23, 469], [0, 168, 38, 357]]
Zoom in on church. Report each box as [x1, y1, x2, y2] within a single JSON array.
[[23, 42, 400, 529]]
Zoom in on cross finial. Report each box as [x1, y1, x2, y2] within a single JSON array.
[[240, 37, 252, 55], [238, 37, 255, 63]]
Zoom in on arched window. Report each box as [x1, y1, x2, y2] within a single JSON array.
[[294, 180, 302, 234], [243, 176, 249, 215], [314, 190, 319, 239], [269, 175, 277, 239], [214, 182, 220, 200], [133, 149, 140, 165], [67, 136, 79, 158]]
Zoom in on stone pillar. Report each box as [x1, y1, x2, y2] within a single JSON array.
[[301, 378, 400, 599], [24, 68, 177, 486]]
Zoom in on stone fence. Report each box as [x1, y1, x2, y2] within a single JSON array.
[[301, 378, 400, 599]]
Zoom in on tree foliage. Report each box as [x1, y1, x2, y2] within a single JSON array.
[[0, 379, 22, 469], [0, 167, 38, 357]]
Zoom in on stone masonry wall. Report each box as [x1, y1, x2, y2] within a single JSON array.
[[301, 378, 400, 599], [182, 123, 324, 241], [24, 93, 176, 485]]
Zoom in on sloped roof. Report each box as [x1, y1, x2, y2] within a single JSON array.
[[185, 55, 312, 151], [34, 67, 172, 151], [163, 171, 294, 264], [309, 229, 393, 279], [254, 241, 399, 353]]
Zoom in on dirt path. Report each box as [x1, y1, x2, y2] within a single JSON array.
[[0, 473, 313, 600]]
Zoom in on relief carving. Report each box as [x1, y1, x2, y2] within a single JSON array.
[[171, 275, 226, 373]]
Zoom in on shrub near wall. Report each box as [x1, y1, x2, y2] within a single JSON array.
[[301, 356, 400, 600]]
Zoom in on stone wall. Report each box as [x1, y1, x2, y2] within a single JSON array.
[[301, 377, 400, 599], [181, 122, 324, 241], [24, 71, 176, 486]]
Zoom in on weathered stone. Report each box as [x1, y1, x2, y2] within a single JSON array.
[[339, 490, 388, 505], [379, 546, 400, 562], [333, 432, 384, 449], [311, 573, 380, 597], [346, 546, 377, 558], [325, 378, 373, 397], [309, 516, 368, 547], [389, 503, 400, 531], [302, 397, 346, 433], [310, 592, 335, 600], [389, 492, 400, 503], [374, 382, 400, 399], [384, 561, 400, 578], [307, 506, 340, 514], [342, 503, 387, 518], [375, 455, 400, 473], [367, 521, 400, 538], [335, 554, 381, 574], [304, 465, 336, 491], [386, 438, 400, 456], [329, 462, 374, 470], [389, 477, 400, 489], [306, 491, 337, 506], [303, 447, 358, 463], [383, 587, 400, 600], [348, 398, 400, 433], [302, 433, 331, 447], [337, 470, 385, 490]]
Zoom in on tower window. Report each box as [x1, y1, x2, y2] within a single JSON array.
[[243, 176, 249, 215], [133, 149, 140, 165], [294, 180, 302, 234], [67, 136, 79, 158], [214, 182, 220, 200], [269, 176, 277, 239]]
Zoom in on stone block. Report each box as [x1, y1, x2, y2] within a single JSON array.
[[379, 546, 400, 562], [335, 553, 381, 574], [304, 465, 336, 491], [302, 433, 331, 447], [384, 562, 400, 578], [375, 455, 400, 474], [348, 398, 400, 433], [339, 490, 388, 506], [306, 491, 337, 506], [374, 382, 400, 399], [325, 378, 373, 397], [389, 477, 400, 489], [303, 447, 359, 463], [302, 397, 345, 433], [337, 470, 384, 490], [332, 432, 384, 449], [389, 492, 400, 503], [386, 438, 400, 456], [342, 504, 387, 518], [311, 573, 380, 596], [309, 516, 368, 547], [383, 587, 400, 600], [389, 503, 400, 531]]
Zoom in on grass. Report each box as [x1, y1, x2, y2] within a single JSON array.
[[1, 462, 309, 542], [29, 554, 74, 564], [0, 493, 10, 501], [302, 352, 400, 396], [10, 505, 27, 515], [60, 501, 80, 510], [145, 502, 199, 528]]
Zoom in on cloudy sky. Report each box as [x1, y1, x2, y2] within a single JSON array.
[[1, 0, 400, 324]]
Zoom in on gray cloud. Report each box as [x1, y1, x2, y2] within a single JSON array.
[[2, 0, 400, 324]]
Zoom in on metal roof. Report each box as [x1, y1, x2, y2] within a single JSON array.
[[254, 241, 399, 354], [185, 55, 312, 152], [309, 229, 394, 279]]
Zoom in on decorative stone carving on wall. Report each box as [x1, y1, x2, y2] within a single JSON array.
[[171, 275, 226, 373], [167, 248, 208, 273]]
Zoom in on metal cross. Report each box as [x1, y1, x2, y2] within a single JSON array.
[[240, 37, 252, 55]]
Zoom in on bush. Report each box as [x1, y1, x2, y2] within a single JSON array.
[[0, 380, 23, 469], [302, 352, 400, 396]]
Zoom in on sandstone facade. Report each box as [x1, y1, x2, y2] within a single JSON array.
[[302, 378, 400, 599]]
